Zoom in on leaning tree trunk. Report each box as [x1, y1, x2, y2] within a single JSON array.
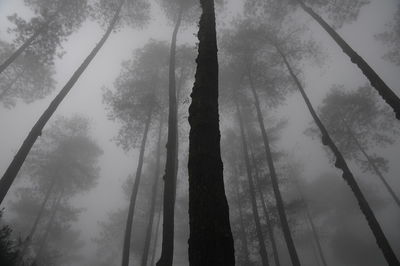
[[150, 200, 163, 266], [157, 6, 183, 266], [16, 177, 56, 265], [295, 0, 400, 120], [141, 117, 163, 266], [236, 102, 270, 266], [232, 165, 251, 265], [276, 46, 400, 265], [0, 0, 126, 205], [187, 0, 235, 264], [0, 1, 67, 75], [121, 106, 153, 266], [31, 189, 64, 266], [291, 174, 327, 266], [250, 150, 281, 266], [342, 121, 400, 208], [248, 70, 301, 265]]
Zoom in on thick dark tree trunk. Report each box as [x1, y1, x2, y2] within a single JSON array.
[[17, 178, 56, 265], [121, 106, 153, 266], [0, 1, 67, 75], [250, 150, 281, 266], [157, 7, 183, 266], [0, 0, 126, 205], [187, 0, 235, 264], [295, 0, 400, 120], [150, 201, 163, 266], [343, 122, 400, 208], [248, 71, 301, 265], [31, 189, 63, 265], [276, 46, 400, 265], [236, 102, 270, 266], [232, 165, 251, 265], [141, 118, 163, 266]]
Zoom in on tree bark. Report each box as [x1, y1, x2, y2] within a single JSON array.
[[141, 117, 163, 266], [157, 6, 183, 266], [276, 46, 400, 265], [295, 0, 400, 120], [150, 199, 163, 266], [343, 121, 400, 208], [187, 0, 235, 264], [250, 150, 281, 266], [0, 0, 126, 205], [121, 106, 153, 266], [0, 1, 67, 75], [248, 71, 301, 265], [232, 165, 251, 265], [236, 102, 270, 266]]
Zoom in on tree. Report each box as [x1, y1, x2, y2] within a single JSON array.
[[187, 0, 235, 264], [0, 211, 18, 266], [0, 0, 150, 205], [311, 85, 400, 208]]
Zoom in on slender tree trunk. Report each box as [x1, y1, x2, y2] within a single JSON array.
[[157, 6, 183, 266], [0, 1, 67, 75], [187, 0, 235, 264], [276, 46, 400, 265], [0, 0, 126, 205], [343, 122, 400, 208], [248, 70, 301, 265], [16, 178, 56, 265], [141, 117, 163, 266], [295, 0, 400, 120], [232, 165, 251, 265], [121, 106, 153, 266], [236, 101, 270, 266], [292, 175, 327, 266], [31, 189, 63, 266], [250, 150, 281, 266], [150, 200, 163, 266]]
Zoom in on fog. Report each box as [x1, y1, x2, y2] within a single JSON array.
[[0, 0, 399, 265]]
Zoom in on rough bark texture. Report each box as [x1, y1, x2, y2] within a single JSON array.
[[343, 122, 400, 208], [250, 150, 281, 266], [232, 165, 251, 265], [156, 7, 183, 266], [0, 0, 126, 205], [0, 1, 67, 75], [236, 102, 269, 266], [150, 200, 163, 266], [296, 0, 400, 120], [277, 46, 400, 265], [121, 107, 153, 266], [141, 118, 163, 266], [187, 0, 235, 264], [248, 72, 301, 265]]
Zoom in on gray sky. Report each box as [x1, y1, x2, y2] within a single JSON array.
[[0, 0, 399, 265]]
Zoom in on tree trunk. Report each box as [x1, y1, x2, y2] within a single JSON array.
[[341, 121, 400, 208], [16, 177, 56, 266], [295, 0, 400, 120], [236, 102, 270, 266], [157, 6, 183, 266], [31, 189, 64, 266], [248, 71, 301, 265], [141, 117, 163, 266], [0, 1, 67, 75], [187, 0, 235, 264], [150, 200, 163, 266], [0, 0, 126, 205], [232, 165, 251, 265], [250, 150, 281, 266], [121, 106, 153, 266], [276, 46, 400, 265]]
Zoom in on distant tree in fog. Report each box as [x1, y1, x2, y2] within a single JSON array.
[[311, 85, 400, 208]]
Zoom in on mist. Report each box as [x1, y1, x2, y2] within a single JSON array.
[[0, 0, 399, 265]]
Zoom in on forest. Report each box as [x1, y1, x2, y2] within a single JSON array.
[[0, 0, 399, 265]]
